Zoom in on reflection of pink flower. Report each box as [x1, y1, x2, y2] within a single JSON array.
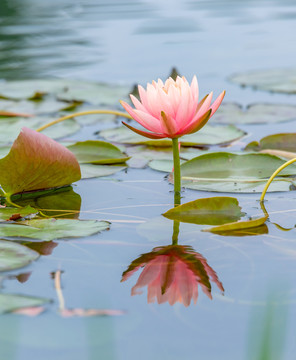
[[121, 76, 225, 139], [121, 245, 224, 307]]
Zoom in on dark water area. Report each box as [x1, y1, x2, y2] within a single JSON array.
[[0, 1, 296, 359]]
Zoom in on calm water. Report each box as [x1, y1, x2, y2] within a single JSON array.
[[1, 1, 296, 359]]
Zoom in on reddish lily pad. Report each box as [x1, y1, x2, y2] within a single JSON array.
[[0, 127, 81, 195]]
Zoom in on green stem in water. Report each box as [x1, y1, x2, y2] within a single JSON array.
[[172, 137, 181, 206], [260, 157, 296, 202], [36, 110, 132, 132], [172, 220, 180, 245]]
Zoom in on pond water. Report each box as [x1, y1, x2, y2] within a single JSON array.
[[1, 1, 296, 359]]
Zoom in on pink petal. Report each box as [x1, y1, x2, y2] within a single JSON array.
[[122, 122, 166, 139], [210, 90, 226, 116], [120, 101, 161, 133]]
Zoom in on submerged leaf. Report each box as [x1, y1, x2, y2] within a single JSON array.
[[0, 127, 81, 195], [0, 240, 39, 271], [0, 218, 110, 241], [163, 197, 244, 225]]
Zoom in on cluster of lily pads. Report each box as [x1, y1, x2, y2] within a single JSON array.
[[0, 69, 296, 313]]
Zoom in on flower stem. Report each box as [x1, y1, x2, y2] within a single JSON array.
[[172, 220, 180, 245], [260, 157, 296, 202], [35, 110, 132, 132], [172, 137, 181, 206]]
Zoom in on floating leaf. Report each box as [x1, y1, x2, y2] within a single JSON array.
[[230, 68, 296, 94], [260, 149, 296, 160], [67, 140, 129, 165], [0, 79, 129, 104], [203, 215, 268, 233], [179, 152, 296, 193], [80, 164, 126, 179], [0, 206, 37, 221], [163, 197, 244, 225], [245, 133, 296, 153], [213, 103, 296, 124], [99, 124, 245, 147], [25, 241, 58, 256], [0, 218, 110, 241], [0, 240, 39, 271], [0, 127, 81, 195], [0, 294, 51, 314], [0, 117, 80, 145]]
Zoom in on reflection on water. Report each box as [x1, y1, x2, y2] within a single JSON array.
[[122, 244, 224, 306], [122, 220, 224, 306]]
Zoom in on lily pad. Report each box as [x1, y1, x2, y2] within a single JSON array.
[[0, 240, 39, 271], [0, 206, 37, 221], [0, 293, 51, 314], [0, 79, 129, 104], [99, 124, 245, 147], [126, 145, 206, 168], [245, 133, 296, 153], [203, 215, 268, 233], [230, 68, 296, 94], [179, 152, 296, 193], [0, 117, 80, 144], [0, 218, 110, 241], [149, 159, 185, 173], [16, 188, 81, 219], [0, 127, 81, 195], [163, 197, 244, 225], [213, 103, 296, 124], [80, 164, 127, 179], [67, 140, 129, 165]]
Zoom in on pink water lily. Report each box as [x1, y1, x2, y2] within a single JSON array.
[[120, 76, 225, 139], [121, 245, 224, 307]]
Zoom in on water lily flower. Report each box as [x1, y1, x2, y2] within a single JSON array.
[[120, 76, 225, 139], [121, 245, 224, 307]]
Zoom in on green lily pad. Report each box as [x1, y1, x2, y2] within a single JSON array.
[[0, 79, 129, 104], [0, 206, 37, 221], [0, 294, 51, 314], [0, 117, 80, 145], [80, 164, 127, 179], [16, 188, 81, 219], [126, 145, 206, 168], [0, 127, 81, 195], [67, 140, 129, 165], [0, 240, 39, 271], [230, 68, 296, 94], [163, 197, 244, 225], [213, 103, 296, 124], [203, 215, 268, 233], [149, 159, 185, 173], [179, 152, 296, 193], [99, 124, 245, 147], [0, 218, 110, 241], [0, 98, 71, 115], [245, 133, 296, 153]]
